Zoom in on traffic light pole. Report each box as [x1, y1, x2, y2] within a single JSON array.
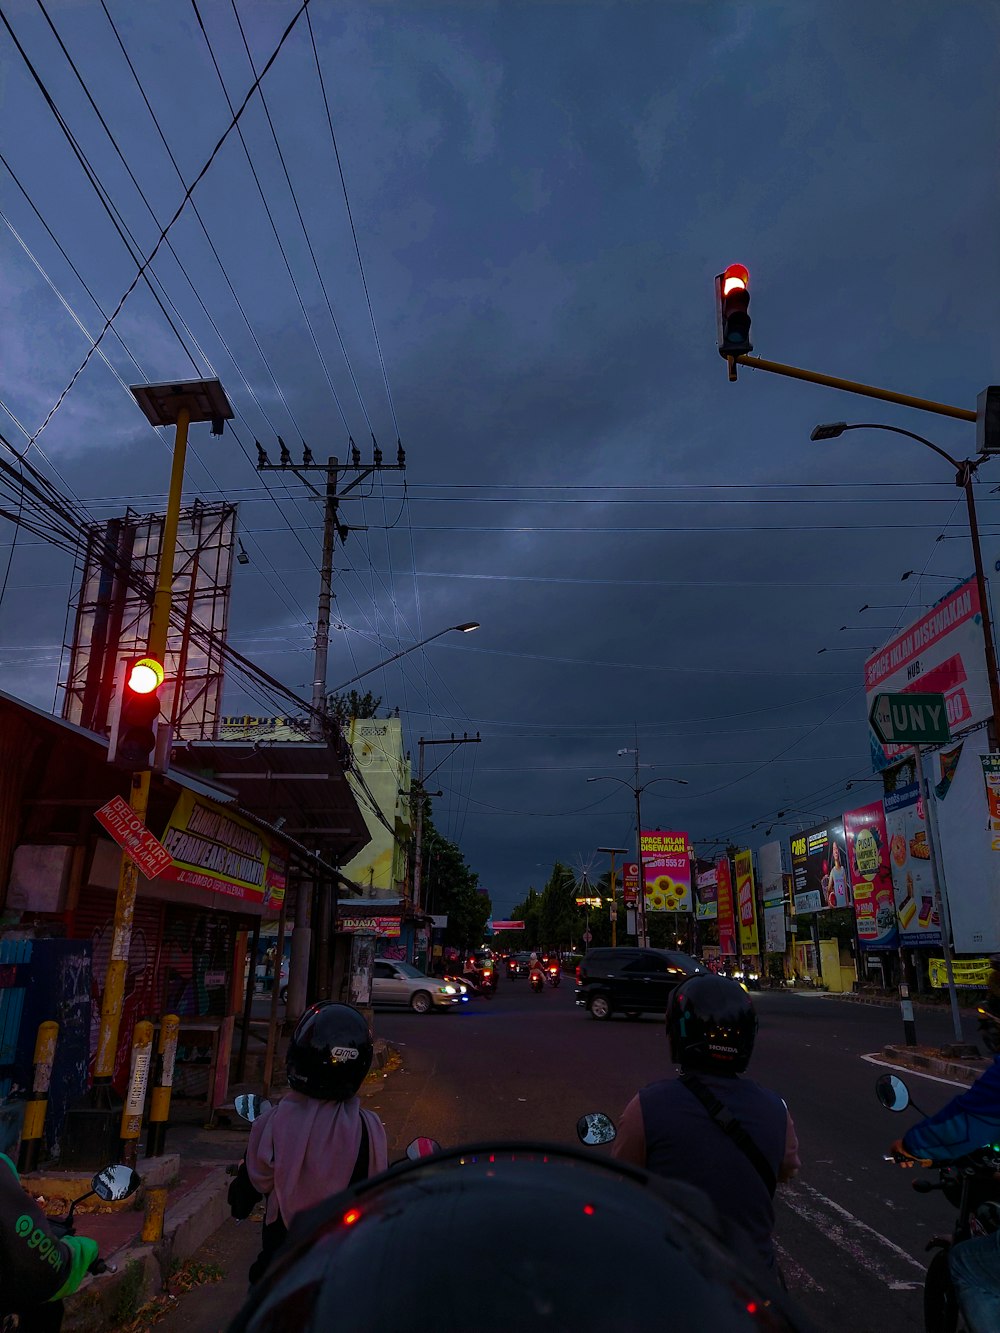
[[727, 353, 976, 424], [93, 407, 191, 1092]]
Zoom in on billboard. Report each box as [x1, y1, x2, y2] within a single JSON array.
[[925, 736, 1000, 953], [694, 864, 718, 920], [865, 576, 989, 771], [622, 862, 640, 905], [734, 849, 760, 954], [882, 779, 942, 946], [790, 821, 852, 914], [757, 841, 786, 954], [716, 857, 737, 955], [160, 790, 286, 908], [640, 831, 691, 912], [844, 801, 898, 950]]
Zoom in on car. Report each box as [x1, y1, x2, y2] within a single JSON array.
[[574, 947, 704, 1021], [372, 959, 470, 1014], [506, 951, 533, 978]]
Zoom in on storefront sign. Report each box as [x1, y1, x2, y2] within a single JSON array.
[[844, 802, 898, 950], [640, 831, 691, 912], [339, 915, 401, 937], [159, 790, 286, 907], [865, 577, 989, 770]]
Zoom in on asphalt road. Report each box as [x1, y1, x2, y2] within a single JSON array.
[[156, 982, 972, 1333]]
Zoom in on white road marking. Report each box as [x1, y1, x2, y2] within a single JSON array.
[[861, 1051, 969, 1090], [774, 1241, 824, 1293], [783, 1179, 926, 1277]]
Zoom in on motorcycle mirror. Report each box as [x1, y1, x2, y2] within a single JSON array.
[[874, 1074, 911, 1112], [91, 1165, 142, 1203], [576, 1112, 618, 1146], [235, 1093, 272, 1122], [406, 1136, 442, 1160]]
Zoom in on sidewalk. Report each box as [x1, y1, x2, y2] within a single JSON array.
[[877, 1042, 991, 1087], [38, 1036, 394, 1332]]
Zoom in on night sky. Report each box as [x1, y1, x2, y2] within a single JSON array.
[[1, 1, 998, 914]]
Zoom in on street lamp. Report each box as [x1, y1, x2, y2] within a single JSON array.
[[587, 770, 688, 948], [811, 420, 1000, 739], [328, 622, 480, 695], [89, 378, 233, 1156], [597, 845, 628, 947]]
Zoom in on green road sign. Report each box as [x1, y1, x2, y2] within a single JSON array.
[[869, 692, 951, 746]]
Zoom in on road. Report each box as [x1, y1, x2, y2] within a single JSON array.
[[155, 982, 969, 1333]]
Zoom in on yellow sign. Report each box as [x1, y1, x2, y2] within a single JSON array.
[[734, 849, 760, 955], [928, 957, 992, 988], [160, 790, 286, 907]]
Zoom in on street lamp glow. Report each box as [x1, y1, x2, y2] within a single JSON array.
[[327, 620, 483, 694], [453, 621, 480, 633]]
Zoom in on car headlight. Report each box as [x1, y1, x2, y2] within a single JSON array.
[[439, 985, 457, 995]]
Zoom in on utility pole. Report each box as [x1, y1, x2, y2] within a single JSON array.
[[412, 733, 482, 914], [256, 438, 406, 738]]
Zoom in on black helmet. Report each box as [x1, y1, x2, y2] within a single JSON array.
[[227, 1145, 809, 1333], [286, 1002, 373, 1100], [667, 974, 758, 1074]]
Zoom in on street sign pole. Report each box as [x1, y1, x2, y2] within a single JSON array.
[[914, 743, 963, 1043]]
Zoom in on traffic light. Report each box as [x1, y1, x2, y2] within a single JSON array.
[[715, 263, 753, 359], [108, 657, 164, 769], [977, 386, 1000, 455]]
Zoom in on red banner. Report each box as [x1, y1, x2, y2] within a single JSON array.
[[716, 857, 737, 956], [622, 862, 640, 905]]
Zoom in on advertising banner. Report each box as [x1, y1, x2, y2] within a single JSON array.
[[924, 736, 1000, 953], [716, 857, 737, 955], [929, 957, 992, 988], [640, 831, 692, 912], [622, 862, 640, 905], [790, 821, 851, 914], [339, 915, 401, 937], [757, 841, 786, 954], [982, 755, 1000, 849], [734, 849, 760, 954], [883, 781, 942, 946], [844, 802, 898, 950], [160, 790, 286, 907], [865, 576, 989, 771], [694, 865, 718, 921]]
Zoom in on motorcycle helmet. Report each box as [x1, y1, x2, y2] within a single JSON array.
[[667, 973, 758, 1074], [227, 1145, 809, 1333], [286, 1002, 373, 1101]]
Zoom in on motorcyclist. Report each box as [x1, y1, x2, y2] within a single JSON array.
[[612, 973, 800, 1272], [528, 953, 545, 988], [0, 1151, 99, 1331], [889, 1054, 1000, 1332], [228, 1002, 388, 1283]]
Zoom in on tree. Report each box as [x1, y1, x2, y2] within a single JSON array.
[[327, 688, 383, 730]]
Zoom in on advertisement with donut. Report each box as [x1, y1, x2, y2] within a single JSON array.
[[640, 830, 691, 913]]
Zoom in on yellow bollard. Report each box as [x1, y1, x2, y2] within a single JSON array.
[[119, 1020, 154, 1165], [141, 1185, 167, 1243], [18, 1021, 58, 1173], [146, 1015, 180, 1157]]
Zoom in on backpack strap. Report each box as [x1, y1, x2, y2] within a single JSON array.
[[349, 1113, 372, 1185], [679, 1073, 778, 1197]]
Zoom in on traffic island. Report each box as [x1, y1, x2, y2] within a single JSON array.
[[881, 1042, 990, 1086]]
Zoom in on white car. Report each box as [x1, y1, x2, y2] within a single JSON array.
[[372, 960, 470, 1013]]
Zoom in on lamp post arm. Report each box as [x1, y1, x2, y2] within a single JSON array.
[[327, 628, 451, 695], [839, 422, 963, 471]]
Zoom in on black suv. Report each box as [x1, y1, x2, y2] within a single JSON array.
[[574, 947, 703, 1020]]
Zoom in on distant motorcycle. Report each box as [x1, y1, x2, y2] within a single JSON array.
[[530, 970, 545, 994], [546, 963, 561, 989]]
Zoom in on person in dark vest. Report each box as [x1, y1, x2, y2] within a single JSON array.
[[611, 973, 800, 1272]]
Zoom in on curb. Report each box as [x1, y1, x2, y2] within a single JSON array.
[[823, 992, 982, 1014], [882, 1043, 989, 1086]]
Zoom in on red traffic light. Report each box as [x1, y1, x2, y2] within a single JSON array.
[[126, 657, 164, 695], [108, 657, 164, 769], [722, 263, 749, 296]]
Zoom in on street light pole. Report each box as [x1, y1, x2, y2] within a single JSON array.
[[811, 421, 1000, 741], [328, 622, 480, 696], [587, 768, 688, 950]]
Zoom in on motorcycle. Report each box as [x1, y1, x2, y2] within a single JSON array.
[[477, 963, 498, 995], [529, 970, 545, 994], [877, 1071, 1000, 1332], [977, 1004, 1000, 1055], [546, 964, 561, 989]]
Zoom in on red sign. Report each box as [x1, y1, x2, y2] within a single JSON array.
[[95, 795, 172, 879], [490, 920, 525, 931], [716, 857, 737, 956], [622, 862, 640, 905]]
